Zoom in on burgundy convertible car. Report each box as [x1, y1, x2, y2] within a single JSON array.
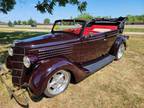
[[0, 17, 128, 106]]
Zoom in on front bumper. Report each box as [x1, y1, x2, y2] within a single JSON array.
[[0, 65, 29, 107]]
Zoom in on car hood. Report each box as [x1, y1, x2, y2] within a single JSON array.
[[14, 33, 78, 48]]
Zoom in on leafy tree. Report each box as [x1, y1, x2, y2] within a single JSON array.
[[0, 0, 16, 14], [22, 21, 27, 25], [127, 15, 144, 23], [8, 21, 14, 27], [75, 13, 94, 20], [95, 16, 111, 19], [28, 18, 37, 27], [0, 0, 87, 14], [13, 20, 17, 25], [17, 20, 21, 25], [44, 18, 50, 24]]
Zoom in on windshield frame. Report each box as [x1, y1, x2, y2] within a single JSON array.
[[51, 19, 87, 36]]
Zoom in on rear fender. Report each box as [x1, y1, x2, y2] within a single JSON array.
[[110, 35, 129, 56], [29, 58, 87, 96]]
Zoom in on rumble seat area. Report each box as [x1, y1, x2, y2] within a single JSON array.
[[83, 25, 118, 36]]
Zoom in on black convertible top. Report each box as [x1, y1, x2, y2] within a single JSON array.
[[87, 17, 127, 33]]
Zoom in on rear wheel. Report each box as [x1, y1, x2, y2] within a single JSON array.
[[44, 70, 71, 97], [116, 43, 125, 60]]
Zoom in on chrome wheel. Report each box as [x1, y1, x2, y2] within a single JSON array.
[[117, 43, 125, 59], [44, 70, 71, 97]]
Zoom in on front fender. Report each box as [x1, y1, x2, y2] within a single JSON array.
[[29, 58, 87, 96]]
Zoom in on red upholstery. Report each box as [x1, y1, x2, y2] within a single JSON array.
[[83, 25, 118, 36], [72, 28, 81, 34], [64, 28, 81, 35], [63, 25, 118, 36], [91, 25, 118, 30]]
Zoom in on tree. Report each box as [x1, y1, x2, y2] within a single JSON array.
[[0, 0, 87, 14], [28, 18, 37, 27], [75, 13, 94, 20], [8, 21, 14, 27], [22, 21, 27, 25], [17, 20, 21, 25], [127, 15, 144, 23], [13, 20, 17, 25], [44, 18, 50, 24], [0, 0, 16, 14]]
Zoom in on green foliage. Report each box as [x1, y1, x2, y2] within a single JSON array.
[[13, 19, 33, 25], [77, 1, 87, 13], [28, 18, 37, 27], [0, 0, 16, 14], [95, 16, 111, 18], [22, 21, 28, 25], [0, 0, 87, 14], [8, 21, 14, 27], [17, 20, 21, 25], [44, 18, 50, 24], [13, 20, 17, 25], [36, 0, 87, 14], [75, 13, 94, 20], [127, 15, 144, 23], [13, 19, 37, 25]]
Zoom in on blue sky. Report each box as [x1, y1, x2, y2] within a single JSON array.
[[0, 0, 144, 23]]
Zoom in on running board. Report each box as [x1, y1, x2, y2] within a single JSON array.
[[83, 55, 115, 73]]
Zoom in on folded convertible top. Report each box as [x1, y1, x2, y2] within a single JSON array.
[[87, 17, 127, 33]]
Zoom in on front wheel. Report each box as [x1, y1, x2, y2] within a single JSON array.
[[116, 43, 125, 60], [44, 70, 71, 97]]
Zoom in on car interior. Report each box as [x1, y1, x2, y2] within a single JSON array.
[[65, 24, 118, 36], [83, 25, 118, 36]]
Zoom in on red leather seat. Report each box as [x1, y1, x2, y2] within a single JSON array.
[[83, 25, 118, 36]]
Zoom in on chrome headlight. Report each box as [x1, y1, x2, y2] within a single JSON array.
[[8, 48, 13, 56], [23, 56, 31, 68]]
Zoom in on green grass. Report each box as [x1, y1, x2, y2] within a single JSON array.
[[124, 28, 144, 32]]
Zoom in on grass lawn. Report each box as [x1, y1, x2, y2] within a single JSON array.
[[124, 28, 144, 32], [0, 31, 144, 108]]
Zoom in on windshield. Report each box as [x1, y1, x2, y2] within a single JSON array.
[[52, 20, 86, 35]]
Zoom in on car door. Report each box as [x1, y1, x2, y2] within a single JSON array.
[[105, 30, 118, 52], [80, 33, 108, 63]]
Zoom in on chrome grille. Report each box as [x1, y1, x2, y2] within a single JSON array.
[[11, 47, 25, 86]]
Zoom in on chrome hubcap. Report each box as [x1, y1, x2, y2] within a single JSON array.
[[45, 70, 70, 96], [117, 44, 125, 59]]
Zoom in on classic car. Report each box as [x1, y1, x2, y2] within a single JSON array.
[[0, 17, 128, 106]]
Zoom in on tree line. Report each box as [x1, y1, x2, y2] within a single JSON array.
[[7, 13, 144, 27], [75, 13, 144, 24], [8, 18, 51, 27], [127, 15, 144, 24]]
